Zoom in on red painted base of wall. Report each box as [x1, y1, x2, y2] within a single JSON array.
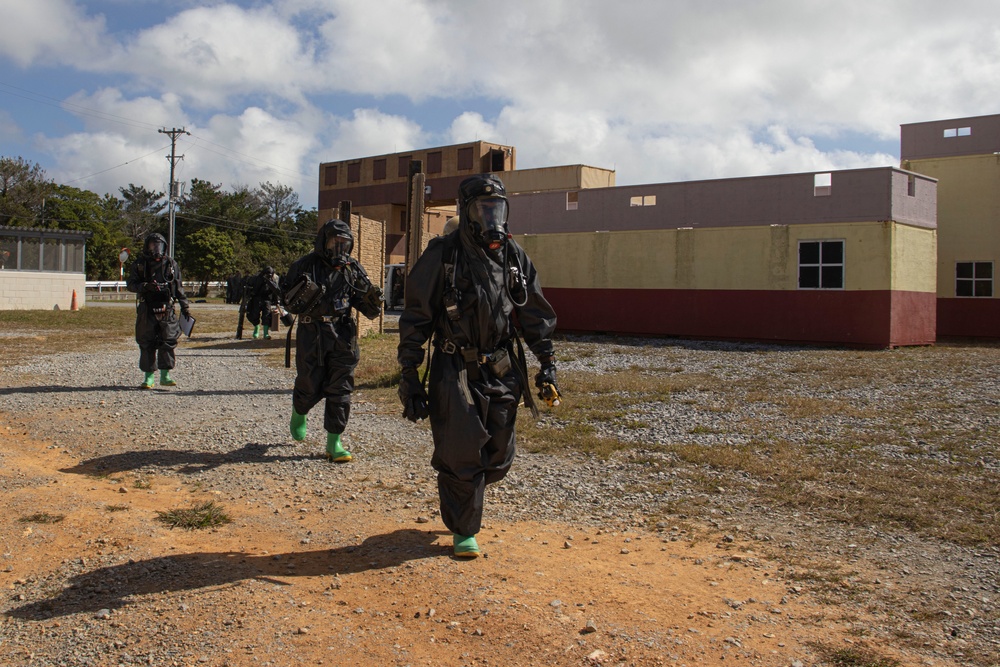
[[544, 288, 936, 348], [937, 299, 1000, 338]]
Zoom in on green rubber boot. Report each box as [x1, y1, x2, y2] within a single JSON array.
[[252, 325, 260, 339], [290, 409, 307, 441], [326, 432, 352, 463], [453, 534, 480, 558], [263, 325, 271, 340], [141, 372, 155, 389], [160, 369, 176, 387]]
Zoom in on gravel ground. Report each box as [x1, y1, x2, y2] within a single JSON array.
[[1, 317, 998, 666]]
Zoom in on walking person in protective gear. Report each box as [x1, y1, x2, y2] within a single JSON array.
[[397, 174, 559, 558], [245, 266, 281, 339], [126, 233, 192, 389], [283, 218, 383, 462]]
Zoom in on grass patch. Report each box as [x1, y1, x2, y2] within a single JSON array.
[[104, 504, 130, 512], [155, 501, 233, 530], [811, 643, 900, 667], [18, 512, 65, 524]]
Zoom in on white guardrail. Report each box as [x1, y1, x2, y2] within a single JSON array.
[[85, 281, 224, 292]]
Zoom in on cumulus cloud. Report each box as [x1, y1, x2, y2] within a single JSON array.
[[3, 0, 999, 210], [0, 0, 108, 67], [324, 108, 428, 163]]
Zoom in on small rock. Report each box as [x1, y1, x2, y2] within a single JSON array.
[[581, 620, 598, 634], [95, 609, 112, 620]]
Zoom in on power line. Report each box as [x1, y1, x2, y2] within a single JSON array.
[[0, 79, 319, 192], [63, 145, 172, 185]]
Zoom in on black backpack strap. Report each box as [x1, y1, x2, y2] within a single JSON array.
[[285, 316, 296, 368], [512, 329, 539, 420]]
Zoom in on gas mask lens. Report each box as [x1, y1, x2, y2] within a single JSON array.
[[147, 240, 165, 258], [325, 235, 351, 262], [469, 197, 508, 249]]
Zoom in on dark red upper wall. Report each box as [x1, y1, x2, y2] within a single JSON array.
[[509, 167, 935, 235], [900, 114, 1000, 160]]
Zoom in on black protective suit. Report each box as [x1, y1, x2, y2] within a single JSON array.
[[397, 199, 557, 538], [126, 233, 191, 373], [284, 219, 380, 435], [245, 267, 280, 327]]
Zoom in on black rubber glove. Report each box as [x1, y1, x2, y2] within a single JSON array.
[[534, 359, 561, 407], [141, 282, 158, 293], [180, 304, 192, 320], [398, 367, 429, 422]]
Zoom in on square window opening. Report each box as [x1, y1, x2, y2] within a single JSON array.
[[813, 173, 832, 197]]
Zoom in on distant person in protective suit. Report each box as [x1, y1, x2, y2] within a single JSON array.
[[126, 233, 192, 389], [283, 218, 383, 462], [245, 266, 281, 339], [397, 174, 559, 558]]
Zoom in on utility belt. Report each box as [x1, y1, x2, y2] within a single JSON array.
[[141, 295, 174, 320], [434, 337, 512, 379], [299, 314, 337, 325]]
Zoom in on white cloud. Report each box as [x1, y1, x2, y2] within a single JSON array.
[[0, 0, 108, 66], [4, 0, 1000, 209], [324, 108, 428, 162]]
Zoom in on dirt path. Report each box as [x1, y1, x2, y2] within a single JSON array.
[[1, 418, 945, 667]]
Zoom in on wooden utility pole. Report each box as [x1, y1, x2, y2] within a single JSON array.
[[404, 159, 425, 274], [158, 127, 190, 258]]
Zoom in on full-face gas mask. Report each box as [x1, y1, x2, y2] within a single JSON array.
[[459, 174, 509, 251], [145, 235, 167, 262], [468, 197, 509, 250], [325, 234, 353, 266]]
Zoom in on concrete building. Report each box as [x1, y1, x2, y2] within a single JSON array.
[[317, 141, 615, 263], [0, 226, 89, 310], [900, 113, 1000, 338], [510, 168, 938, 348]]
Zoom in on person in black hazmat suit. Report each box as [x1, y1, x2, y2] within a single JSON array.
[[126, 232, 192, 389], [397, 174, 559, 558], [283, 218, 383, 462], [245, 265, 281, 339]]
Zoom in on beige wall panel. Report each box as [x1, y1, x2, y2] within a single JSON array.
[[518, 220, 917, 293], [891, 224, 937, 293], [905, 155, 1000, 296], [500, 165, 615, 194]]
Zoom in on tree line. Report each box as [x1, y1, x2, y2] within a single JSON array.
[[0, 156, 317, 292]]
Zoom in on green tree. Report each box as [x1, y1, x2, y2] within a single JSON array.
[[0, 156, 53, 226], [118, 183, 166, 249], [258, 181, 299, 232], [41, 185, 131, 280], [178, 226, 237, 296]]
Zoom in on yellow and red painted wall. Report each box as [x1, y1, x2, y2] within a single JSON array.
[[511, 168, 937, 348]]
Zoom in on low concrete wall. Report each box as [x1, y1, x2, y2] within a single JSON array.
[[0, 271, 87, 310]]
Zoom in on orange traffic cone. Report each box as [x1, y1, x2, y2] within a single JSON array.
[[71, 289, 79, 311]]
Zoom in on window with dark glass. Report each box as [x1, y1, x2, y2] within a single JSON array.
[[457, 147, 473, 171], [427, 151, 442, 174], [324, 165, 338, 186], [398, 156, 411, 178], [373, 158, 387, 181], [347, 161, 361, 184], [956, 261, 993, 297], [798, 240, 844, 289]]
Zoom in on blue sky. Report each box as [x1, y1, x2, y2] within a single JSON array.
[[1, 0, 998, 210]]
